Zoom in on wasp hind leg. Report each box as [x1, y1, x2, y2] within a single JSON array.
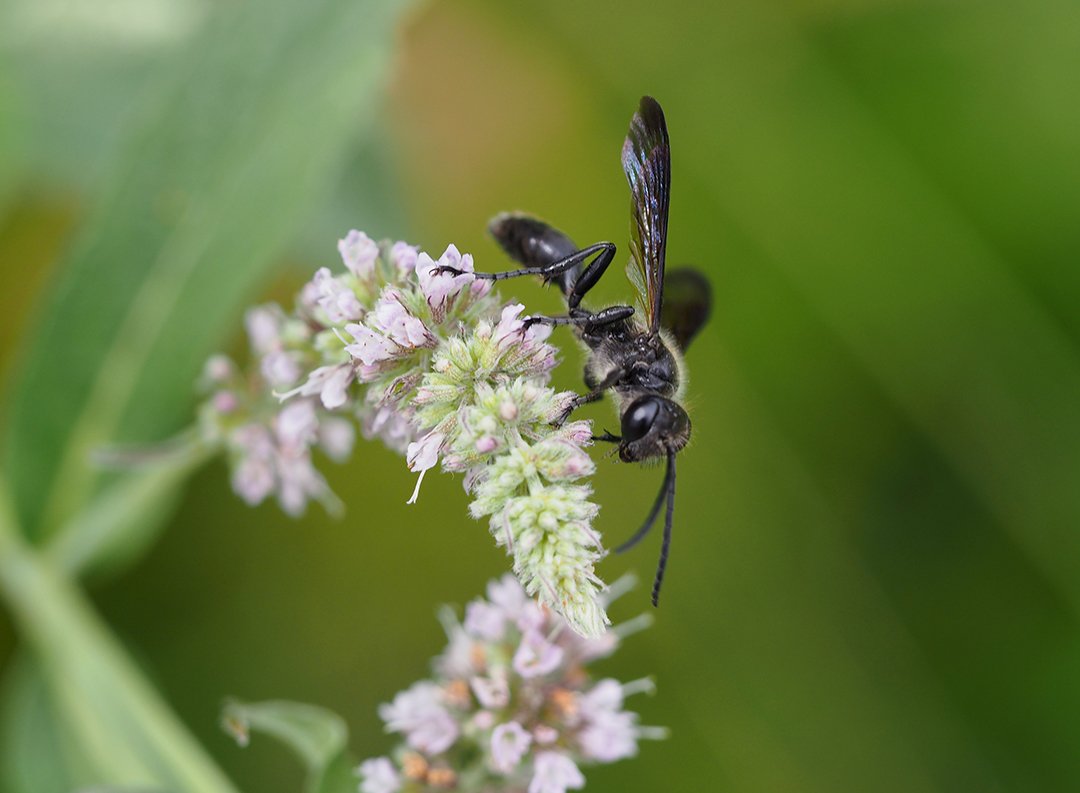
[[429, 238, 617, 300]]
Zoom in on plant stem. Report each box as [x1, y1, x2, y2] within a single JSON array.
[[0, 478, 239, 793]]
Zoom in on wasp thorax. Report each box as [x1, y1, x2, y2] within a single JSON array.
[[618, 395, 690, 463]]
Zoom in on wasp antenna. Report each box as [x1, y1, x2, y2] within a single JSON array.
[[615, 454, 674, 554], [651, 452, 677, 607]]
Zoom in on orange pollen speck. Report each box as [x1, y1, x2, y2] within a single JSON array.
[[427, 767, 457, 787], [402, 752, 428, 780], [564, 666, 587, 687], [469, 643, 487, 670], [444, 679, 470, 707], [550, 687, 578, 719]]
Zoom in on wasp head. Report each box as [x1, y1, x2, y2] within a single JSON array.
[[618, 395, 690, 463]]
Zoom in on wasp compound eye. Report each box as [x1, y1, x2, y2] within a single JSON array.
[[622, 397, 661, 443]]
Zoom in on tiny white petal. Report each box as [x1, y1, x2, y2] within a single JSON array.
[[357, 757, 401, 793], [490, 721, 532, 774], [512, 629, 564, 678], [378, 682, 459, 754], [470, 674, 510, 710], [528, 752, 585, 793]]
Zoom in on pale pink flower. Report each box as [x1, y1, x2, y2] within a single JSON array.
[[464, 598, 507, 642], [361, 404, 415, 454], [494, 303, 552, 351], [317, 416, 355, 462], [533, 725, 558, 745], [389, 241, 418, 278], [244, 305, 283, 355], [211, 391, 238, 414], [319, 365, 354, 409], [277, 364, 355, 410], [356, 576, 660, 793], [378, 682, 459, 755], [275, 399, 318, 450], [529, 752, 585, 793], [372, 289, 432, 348], [513, 629, 565, 678], [436, 626, 478, 679], [203, 354, 234, 383], [338, 229, 379, 278], [357, 757, 401, 793], [260, 350, 301, 387], [490, 721, 532, 774], [575, 679, 640, 762], [229, 424, 276, 505], [344, 323, 395, 366], [486, 574, 531, 621], [470, 674, 510, 709], [578, 679, 623, 716], [311, 267, 363, 323], [416, 244, 475, 318], [578, 709, 639, 762], [274, 453, 329, 517], [231, 455, 274, 506], [405, 430, 445, 504]]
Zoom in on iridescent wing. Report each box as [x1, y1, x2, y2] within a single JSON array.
[[622, 96, 671, 334], [660, 267, 712, 351]]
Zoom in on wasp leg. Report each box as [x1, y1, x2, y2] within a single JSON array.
[[489, 213, 580, 293], [551, 389, 606, 427], [550, 364, 627, 426], [523, 305, 633, 333], [591, 430, 622, 443], [566, 242, 617, 309], [430, 242, 614, 290]]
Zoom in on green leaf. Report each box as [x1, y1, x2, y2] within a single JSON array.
[[46, 439, 212, 578], [0, 487, 237, 793], [0, 653, 87, 793], [2, 0, 413, 545], [0, 0, 202, 194], [222, 700, 356, 793], [0, 60, 26, 215]]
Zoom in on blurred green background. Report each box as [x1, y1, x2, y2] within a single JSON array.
[[2, 0, 1080, 790]]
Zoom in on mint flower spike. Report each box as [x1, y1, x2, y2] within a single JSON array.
[[197, 230, 612, 635], [357, 574, 665, 793]]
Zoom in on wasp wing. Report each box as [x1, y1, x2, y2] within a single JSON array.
[[660, 267, 712, 351], [622, 96, 671, 334]]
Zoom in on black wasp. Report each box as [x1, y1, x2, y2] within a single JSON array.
[[437, 96, 711, 605]]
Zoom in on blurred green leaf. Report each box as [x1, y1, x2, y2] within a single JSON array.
[[0, 653, 86, 793], [293, 124, 412, 262], [0, 0, 207, 193], [47, 440, 211, 578], [2, 0, 413, 546], [222, 700, 355, 793], [0, 486, 238, 792], [0, 63, 26, 215]]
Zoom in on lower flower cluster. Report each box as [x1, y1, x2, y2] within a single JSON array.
[[357, 575, 664, 793]]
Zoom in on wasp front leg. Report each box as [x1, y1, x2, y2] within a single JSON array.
[[549, 364, 628, 427]]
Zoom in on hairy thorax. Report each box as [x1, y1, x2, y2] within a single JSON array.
[[579, 317, 684, 412]]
